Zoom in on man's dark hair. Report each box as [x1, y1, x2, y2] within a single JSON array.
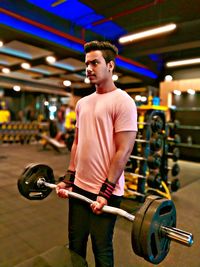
[[84, 40, 118, 64]]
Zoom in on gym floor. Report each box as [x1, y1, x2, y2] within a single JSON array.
[[0, 144, 199, 267]]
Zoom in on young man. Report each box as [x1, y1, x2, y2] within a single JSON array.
[[56, 40, 137, 267]]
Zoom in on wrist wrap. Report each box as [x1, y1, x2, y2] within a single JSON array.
[[60, 170, 75, 188], [99, 178, 115, 200]]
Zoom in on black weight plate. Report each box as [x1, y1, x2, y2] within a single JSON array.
[[131, 195, 161, 257], [18, 163, 55, 200], [140, 198, 176, 264]]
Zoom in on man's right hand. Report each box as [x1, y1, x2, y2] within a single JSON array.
[[56, 182, 72, 198]]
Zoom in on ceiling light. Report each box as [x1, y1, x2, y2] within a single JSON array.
[[119, 23, 176, 44], [166, 58, 200, 67], [164, 75, 173, 81], [21, 62, 31, 69], [112, 74, 118, 81], [2, 68, 10, 74], [173, 90, 181, 96], [84, 77, 90, 84], [141, 96, 147, 102], [46, 56, 56, 64], [187, 89, 195, 95], [135, 95, 141, 101], [63, 80, 71, 87], [13, 85, 21, 92], [0, 41, 3, 47]]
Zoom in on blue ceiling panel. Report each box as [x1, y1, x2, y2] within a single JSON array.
[[27, 0, 126, 39], [1, 12, 84, 54]]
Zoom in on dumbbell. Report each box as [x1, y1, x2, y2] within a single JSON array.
[[135, 135, 163, 152], [170, 178, 181, 192], [137, 115, 164, 133], [167, 148, 180, 162], [130, 153, 161, 169], [167, 134, 181, 144], [126, 171, 162, 190], [164, 163, 180, 176], [167, 120, 180, 129]]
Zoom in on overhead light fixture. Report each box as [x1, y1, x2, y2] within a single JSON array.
[[173, 90, 181, 96], [112, 74, 118, 81], [21, 62, 31, 69], [166, 58, 200, 67], [187, 89, 195, 95], [63, 80, 71, 87], [2, 68, 10, 74], [164, 75, 173, 81], [119, 23, 176, 44], [84, 77, 90, 84], [0, 41, 3, 47], [13, 85, 21, 92], [46, 56, 56, 64]]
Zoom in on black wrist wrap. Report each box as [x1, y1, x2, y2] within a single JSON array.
[[60, 170, 75, 188], [99, 178, 116, 200]]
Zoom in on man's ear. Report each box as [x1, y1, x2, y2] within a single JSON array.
[[108, 61, 115, 72]]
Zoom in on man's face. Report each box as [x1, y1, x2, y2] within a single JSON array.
[[85, 50, 110, 85]]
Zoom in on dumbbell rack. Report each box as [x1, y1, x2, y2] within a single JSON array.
[[124, 105, 181, 202]]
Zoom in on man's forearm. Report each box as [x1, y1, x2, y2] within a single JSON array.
[[68, 142, 77, 171], [107, 149, 132, 184]]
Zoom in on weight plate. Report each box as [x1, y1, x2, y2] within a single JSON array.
[[131, 195, 161, 257], [18, 163, 55, 200], [139, 198, 176, 264]]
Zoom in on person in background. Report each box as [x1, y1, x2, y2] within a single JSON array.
[[56, 40, 137, 267], [0, 101, 11, 124]]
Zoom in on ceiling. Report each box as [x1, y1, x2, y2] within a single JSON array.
[[0, 0, 200, 97]]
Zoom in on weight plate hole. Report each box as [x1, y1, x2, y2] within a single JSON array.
[[159, 205, 172, 215]]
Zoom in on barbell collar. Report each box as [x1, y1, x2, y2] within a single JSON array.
[[37, 178, 193, 247]]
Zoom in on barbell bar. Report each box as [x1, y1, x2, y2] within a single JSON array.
[[17, 163, 193, 264], [130, 153, 161, 169]]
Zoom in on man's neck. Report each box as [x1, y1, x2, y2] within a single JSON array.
[[95, 81, 117, 94]]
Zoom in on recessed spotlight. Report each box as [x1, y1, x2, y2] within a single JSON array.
[[63, 80, 71, 87], [112, 74, 118, 81], [165, 75, 173, 81], [135, 95, 141, 101], [21, 62, 31, 69], [187, 89, 195, 95], [173, 90, 181, 96], [84, 77, 90, 84], [46, 56, 56, 64], [13, 85, 21, 92], [141, 96, 147, 102], [0, 41, 3, 47], [2, 68, 10, 74]]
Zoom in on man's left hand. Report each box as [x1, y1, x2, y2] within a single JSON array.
[[90, 196, 107, 214]]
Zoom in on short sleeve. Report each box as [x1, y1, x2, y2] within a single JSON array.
[[114, 95, 138, 133]]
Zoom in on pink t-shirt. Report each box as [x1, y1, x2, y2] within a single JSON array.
[[74, 89, 137, 196]]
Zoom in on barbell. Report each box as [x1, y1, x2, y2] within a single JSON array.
[[17, 163, 193, 265]]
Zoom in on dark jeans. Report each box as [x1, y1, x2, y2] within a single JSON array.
[[68, 185, 122, 267]]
